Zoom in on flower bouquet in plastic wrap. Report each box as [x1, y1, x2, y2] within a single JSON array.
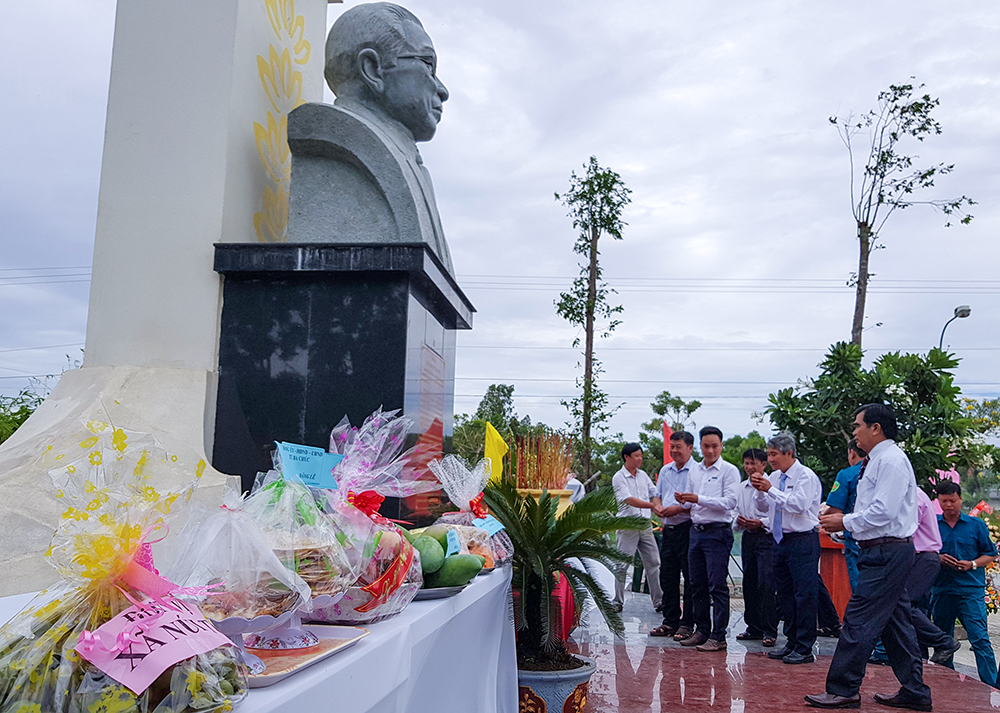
[[238, 466, 364, 649], [165, 487, 313, 671], [0, 422, 247, 713], [427, 455, 513, 570], [307, 409, 439, 625]]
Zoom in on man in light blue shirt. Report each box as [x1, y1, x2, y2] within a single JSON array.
[[649, 430, 695, 639], [675, 426, 739, 651]]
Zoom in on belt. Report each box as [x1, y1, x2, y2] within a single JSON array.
[[662, 521, 692, 531], [777, 528, 818, 540], [858, 536, 912, 549], [693, 522, 730, 532]]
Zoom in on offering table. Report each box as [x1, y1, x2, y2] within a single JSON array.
[[0, 567, 516, 713]]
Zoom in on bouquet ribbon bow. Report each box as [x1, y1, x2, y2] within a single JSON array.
[[78, 526, 222, 655], [469, 492, 488, 519]]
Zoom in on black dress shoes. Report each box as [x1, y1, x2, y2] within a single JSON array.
[[767, 647, 792, 660], [873, 692, 933, 711], [804, 692, 861, 709], [782, 652, 815, 664]]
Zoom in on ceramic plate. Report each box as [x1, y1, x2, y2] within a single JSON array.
[[247, 625, 369, 688], [413, 584, 468, 600]]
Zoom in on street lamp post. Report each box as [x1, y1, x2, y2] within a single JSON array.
[[939, 305, 971, 350]]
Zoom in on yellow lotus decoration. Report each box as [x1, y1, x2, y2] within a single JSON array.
[[253, 0, 310, 242]]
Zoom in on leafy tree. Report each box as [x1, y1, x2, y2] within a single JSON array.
[[766, 341, 994, 493], [0, 387, 44, 445], [555, 157, 632, 480], [452, 383, 558, 469], [721, 430, 767, 469], [474, 383, 517, 431], [638, 390, 702, 473], [830, 82, 974, 347]]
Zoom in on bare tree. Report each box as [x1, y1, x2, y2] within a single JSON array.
[[830, 82, 974, 347]]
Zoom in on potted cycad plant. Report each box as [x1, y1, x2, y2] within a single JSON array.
[[484, 479, 647, 713]]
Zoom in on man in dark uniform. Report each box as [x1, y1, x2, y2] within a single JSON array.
[[806, 403, 932, 711]]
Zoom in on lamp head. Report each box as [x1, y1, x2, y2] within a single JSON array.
[[955, 305, 971, 318]]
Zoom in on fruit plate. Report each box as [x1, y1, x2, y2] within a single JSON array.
[[413, 584, 468, 600], [247, 625, 369, 688], [477, 567, 495, 576]]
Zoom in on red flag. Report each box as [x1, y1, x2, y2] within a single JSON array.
[[663, 423, 674, 464]]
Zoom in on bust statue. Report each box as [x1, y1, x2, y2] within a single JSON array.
[[286, 2, 454, 275]]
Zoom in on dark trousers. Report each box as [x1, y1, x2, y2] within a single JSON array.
[[688, 525, 733, 641], [818, 574, 841, 630], [907, 551, 950, 650], [741, 529, 778, 638], [658, 521, 693, 629], [826, 541, 930, 703], [773, 529, 820, 656]]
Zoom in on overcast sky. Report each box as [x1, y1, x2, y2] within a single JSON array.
[[2, 0, 999, 446]]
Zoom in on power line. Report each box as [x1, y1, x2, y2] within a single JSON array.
[[458, 345, 1000, 352]]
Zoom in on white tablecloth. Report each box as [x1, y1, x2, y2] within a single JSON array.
[[0, 568, 518, 713]]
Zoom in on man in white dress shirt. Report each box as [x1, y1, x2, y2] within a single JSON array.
[[649, 431, 696, 639], [675, 426, 740, 651], [735, 447, 778, 646], [611, 443, 662, 612], [806, 403, 932, 711], [751, 434, 822, 664]]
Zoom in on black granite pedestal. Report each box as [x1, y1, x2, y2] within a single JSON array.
[[212, 243, 473, 523]]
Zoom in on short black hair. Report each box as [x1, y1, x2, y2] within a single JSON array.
[[669, 430, 694, 447], [847, 439, 867, 459], [622, 442, 642, 460], [743, 448, 767, 462], [935, 480, 962, 497], [855, 403, 899, 441], [699, 425, 723, 441]]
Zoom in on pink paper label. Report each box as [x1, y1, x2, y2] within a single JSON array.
[[75, 597, 231, 694]]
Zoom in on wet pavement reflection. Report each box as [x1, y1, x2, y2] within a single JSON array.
[[568, 593, 999, 712]]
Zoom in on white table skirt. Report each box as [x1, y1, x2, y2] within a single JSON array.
[[0, 568, 518, 713]]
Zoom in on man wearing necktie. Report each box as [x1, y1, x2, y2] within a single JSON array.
[[750, 433, 822, 664], [806, 403, 931, 711]]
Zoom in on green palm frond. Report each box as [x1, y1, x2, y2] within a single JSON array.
[[484, 479, 652, 659]]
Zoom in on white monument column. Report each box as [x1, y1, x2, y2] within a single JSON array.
[[0, 0, 339, 596]]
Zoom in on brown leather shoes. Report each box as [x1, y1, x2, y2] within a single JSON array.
[[679, 631, 708, 647], [696, 638, 727, 651], [804, 692, 861, 709]]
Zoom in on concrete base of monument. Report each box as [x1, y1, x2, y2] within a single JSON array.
[[0, 364, 228, 597]]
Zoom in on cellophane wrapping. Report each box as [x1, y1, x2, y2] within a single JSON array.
[[165, 489, 312, 622], [429, 455, 513, 568], [0, 423, 247, 713], [242, 470, 359, 603], [308, 409, 438, 624]]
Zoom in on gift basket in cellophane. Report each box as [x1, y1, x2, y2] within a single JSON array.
[[164, 487, 313, 670], [428, 455, 513, 570], [237, 465, 365, 649], [0, 423, 247, 713], [307, 409, 439, 625]]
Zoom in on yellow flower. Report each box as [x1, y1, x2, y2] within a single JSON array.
[[89, 451, 103, 465]]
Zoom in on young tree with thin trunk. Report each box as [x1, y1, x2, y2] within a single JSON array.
[[555, 157, 631, 480], [830, 82, 974, 347]]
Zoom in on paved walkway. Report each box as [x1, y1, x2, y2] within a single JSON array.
[[567, 590, 1000, 712]]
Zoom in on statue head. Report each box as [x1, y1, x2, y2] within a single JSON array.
[[325, 3, 449, 143]]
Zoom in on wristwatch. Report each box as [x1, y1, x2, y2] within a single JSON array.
[[972, 561, 978, 570]]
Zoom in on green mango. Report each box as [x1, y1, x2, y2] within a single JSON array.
[[399, 528, 416, 544], [421, 524, 452, 551], [412, 535, 445, 574], [425, 553, 484, 588]]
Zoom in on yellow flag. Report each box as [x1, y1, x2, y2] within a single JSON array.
[[484, 423, 509, 484]]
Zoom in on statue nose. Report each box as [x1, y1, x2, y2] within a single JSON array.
[[436, 78, 449, 102]]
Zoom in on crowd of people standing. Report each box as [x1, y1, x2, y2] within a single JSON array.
[[609, 403, 999, 711]]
